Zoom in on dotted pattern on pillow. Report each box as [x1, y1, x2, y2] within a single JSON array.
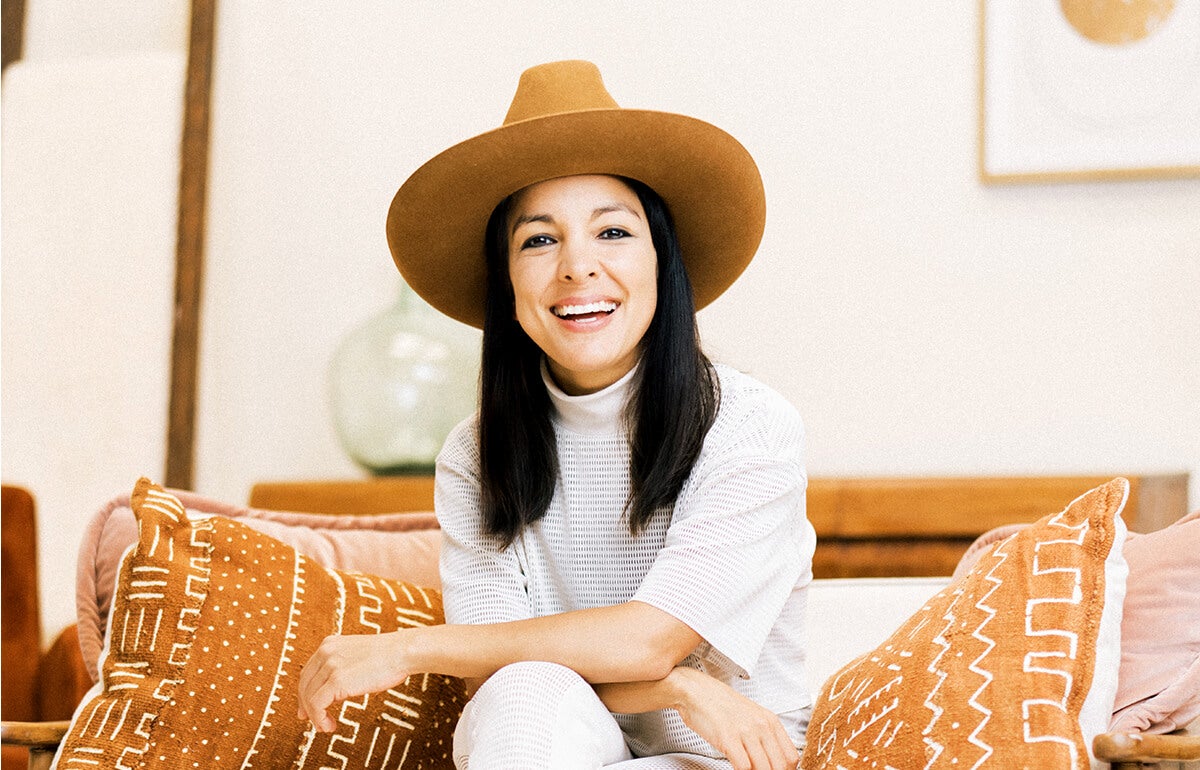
[[802, 478, 1129, 770], [53, 478, 466, 769]]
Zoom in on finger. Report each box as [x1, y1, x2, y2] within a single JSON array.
[[299, 658, 339, 729], [720, 738, 748, 767], [319, 706, 337, 733], [297, 638, 335, 704], [778, 734, 800, 769], [764, 723, 800, 770], [307, 674, 341, 732], [779, 723, 800, 768], [302, 687, 336, 732], [778, 738, 800, 768], [297, 658, 317, 720], [300, 640, 346, 727], [748, 729, 777, 767], [296, 648, 324, 720], [758, 734, 794, 770], [297, 664, 323, 723], [742, 737, 774, 770]]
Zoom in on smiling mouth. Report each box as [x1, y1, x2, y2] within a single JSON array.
[[551, 301, 618, 321]]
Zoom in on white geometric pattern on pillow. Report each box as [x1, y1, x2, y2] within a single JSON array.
[[803, 478, 1129, 770], [53, 478, 466, 769]]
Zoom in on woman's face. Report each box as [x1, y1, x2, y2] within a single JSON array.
[[506, 174, 658, 396]]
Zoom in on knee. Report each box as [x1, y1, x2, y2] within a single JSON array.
[[454, 662, 629, 769], [474, 661, 588, 705]]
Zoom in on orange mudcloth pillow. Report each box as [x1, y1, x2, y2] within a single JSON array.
[[802, 478, 1129, 770], [53, 478, 466, 769]]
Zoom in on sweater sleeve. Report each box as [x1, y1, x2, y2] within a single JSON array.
[[632, 385, 814, 679], [435, 417, 534, 626]]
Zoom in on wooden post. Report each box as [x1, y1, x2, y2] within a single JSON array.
[[165, 0, 217, 490], [2, 0, 27, 71]]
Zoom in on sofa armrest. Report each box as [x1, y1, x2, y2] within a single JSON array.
[[35, 625, 93, 720], [1093, 721, 1200, 767], [0, 721, 70, 770], [0, 721, 69, 746]]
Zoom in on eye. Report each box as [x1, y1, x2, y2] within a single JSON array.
[[519, 234, 556, 250], [598, 227, 631, 240]]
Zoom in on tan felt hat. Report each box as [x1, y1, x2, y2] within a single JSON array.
[[386, 60, 766, 329]]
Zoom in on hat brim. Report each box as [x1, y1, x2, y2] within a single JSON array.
[[386, 108, 765, 329]]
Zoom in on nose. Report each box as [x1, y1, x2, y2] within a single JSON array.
[[558, 236, 598, 282]]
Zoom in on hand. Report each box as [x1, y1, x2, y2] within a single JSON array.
[[671, 668, 800, 770], [296, 631, 412, 732]]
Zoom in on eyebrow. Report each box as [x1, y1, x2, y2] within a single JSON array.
[[509, 203, 642, 236], [590, 203, 642, 220], [510, 213, 553, 233]]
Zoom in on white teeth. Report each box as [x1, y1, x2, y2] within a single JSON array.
[[553, 301, 617, 318]]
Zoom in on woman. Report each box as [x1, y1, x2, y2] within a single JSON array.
[[298, 60, 816, 770]]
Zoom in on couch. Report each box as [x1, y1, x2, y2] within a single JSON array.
[[1, 476, 1196, 768]]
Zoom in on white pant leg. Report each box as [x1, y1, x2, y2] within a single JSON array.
[[606, 754, 733, 769], [453, 661, 634, 770]]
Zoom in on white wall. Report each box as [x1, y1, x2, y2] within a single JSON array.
[[198, 1, 1198, 498], [4, 1, 1198, 642], [2, 0, 189, 643]]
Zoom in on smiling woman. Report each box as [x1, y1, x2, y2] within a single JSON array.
[[298, 60, 814, 770], [479, 170, 716, 546]]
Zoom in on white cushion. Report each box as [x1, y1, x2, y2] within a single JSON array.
[[803, 576, 950, 695]]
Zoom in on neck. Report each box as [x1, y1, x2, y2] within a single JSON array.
[[541, 360, 637, 436]]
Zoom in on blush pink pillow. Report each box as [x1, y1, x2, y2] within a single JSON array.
[[955, 505, 1200, 733], [75, 488, 443, 682], [1109, 507, 1200, 733]]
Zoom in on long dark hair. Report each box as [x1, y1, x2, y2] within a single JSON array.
[[478, 177, 718, 547]]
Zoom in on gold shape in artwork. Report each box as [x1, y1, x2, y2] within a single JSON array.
[[1059, 0, 1176, 45]]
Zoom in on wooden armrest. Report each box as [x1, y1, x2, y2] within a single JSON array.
[[0, 720, 70, 748], [2, 721, 70, 770], [1094, 724, 1200, 764]]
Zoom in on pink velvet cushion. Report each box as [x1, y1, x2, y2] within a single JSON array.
[[1109, 507, 1200, 733], [76, 488, 442, 682], [954, 507, 1200, 733]]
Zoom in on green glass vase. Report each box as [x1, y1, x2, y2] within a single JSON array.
[[329, 281, 480, 475]]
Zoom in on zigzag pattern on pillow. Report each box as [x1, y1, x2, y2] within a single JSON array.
[[803, 478, 1128, 770]]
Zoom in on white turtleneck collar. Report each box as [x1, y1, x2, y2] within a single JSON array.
[[541, 360, 637, 437]]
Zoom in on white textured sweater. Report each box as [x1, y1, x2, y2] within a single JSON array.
[[435, 363, 816, 757]]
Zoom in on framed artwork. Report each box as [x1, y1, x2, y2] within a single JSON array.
[[978, 0, 1200, 183]]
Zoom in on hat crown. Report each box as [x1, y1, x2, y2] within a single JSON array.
[[503, 60, 620, 125]]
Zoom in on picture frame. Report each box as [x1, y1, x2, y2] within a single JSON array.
[[978, 0, 1200, 183]]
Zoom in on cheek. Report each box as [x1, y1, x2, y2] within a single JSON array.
[[507, 264, 535, 309], [507, 266, 546, 334]]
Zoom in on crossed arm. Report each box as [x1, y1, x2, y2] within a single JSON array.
[[295, 600, 800, 770]]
